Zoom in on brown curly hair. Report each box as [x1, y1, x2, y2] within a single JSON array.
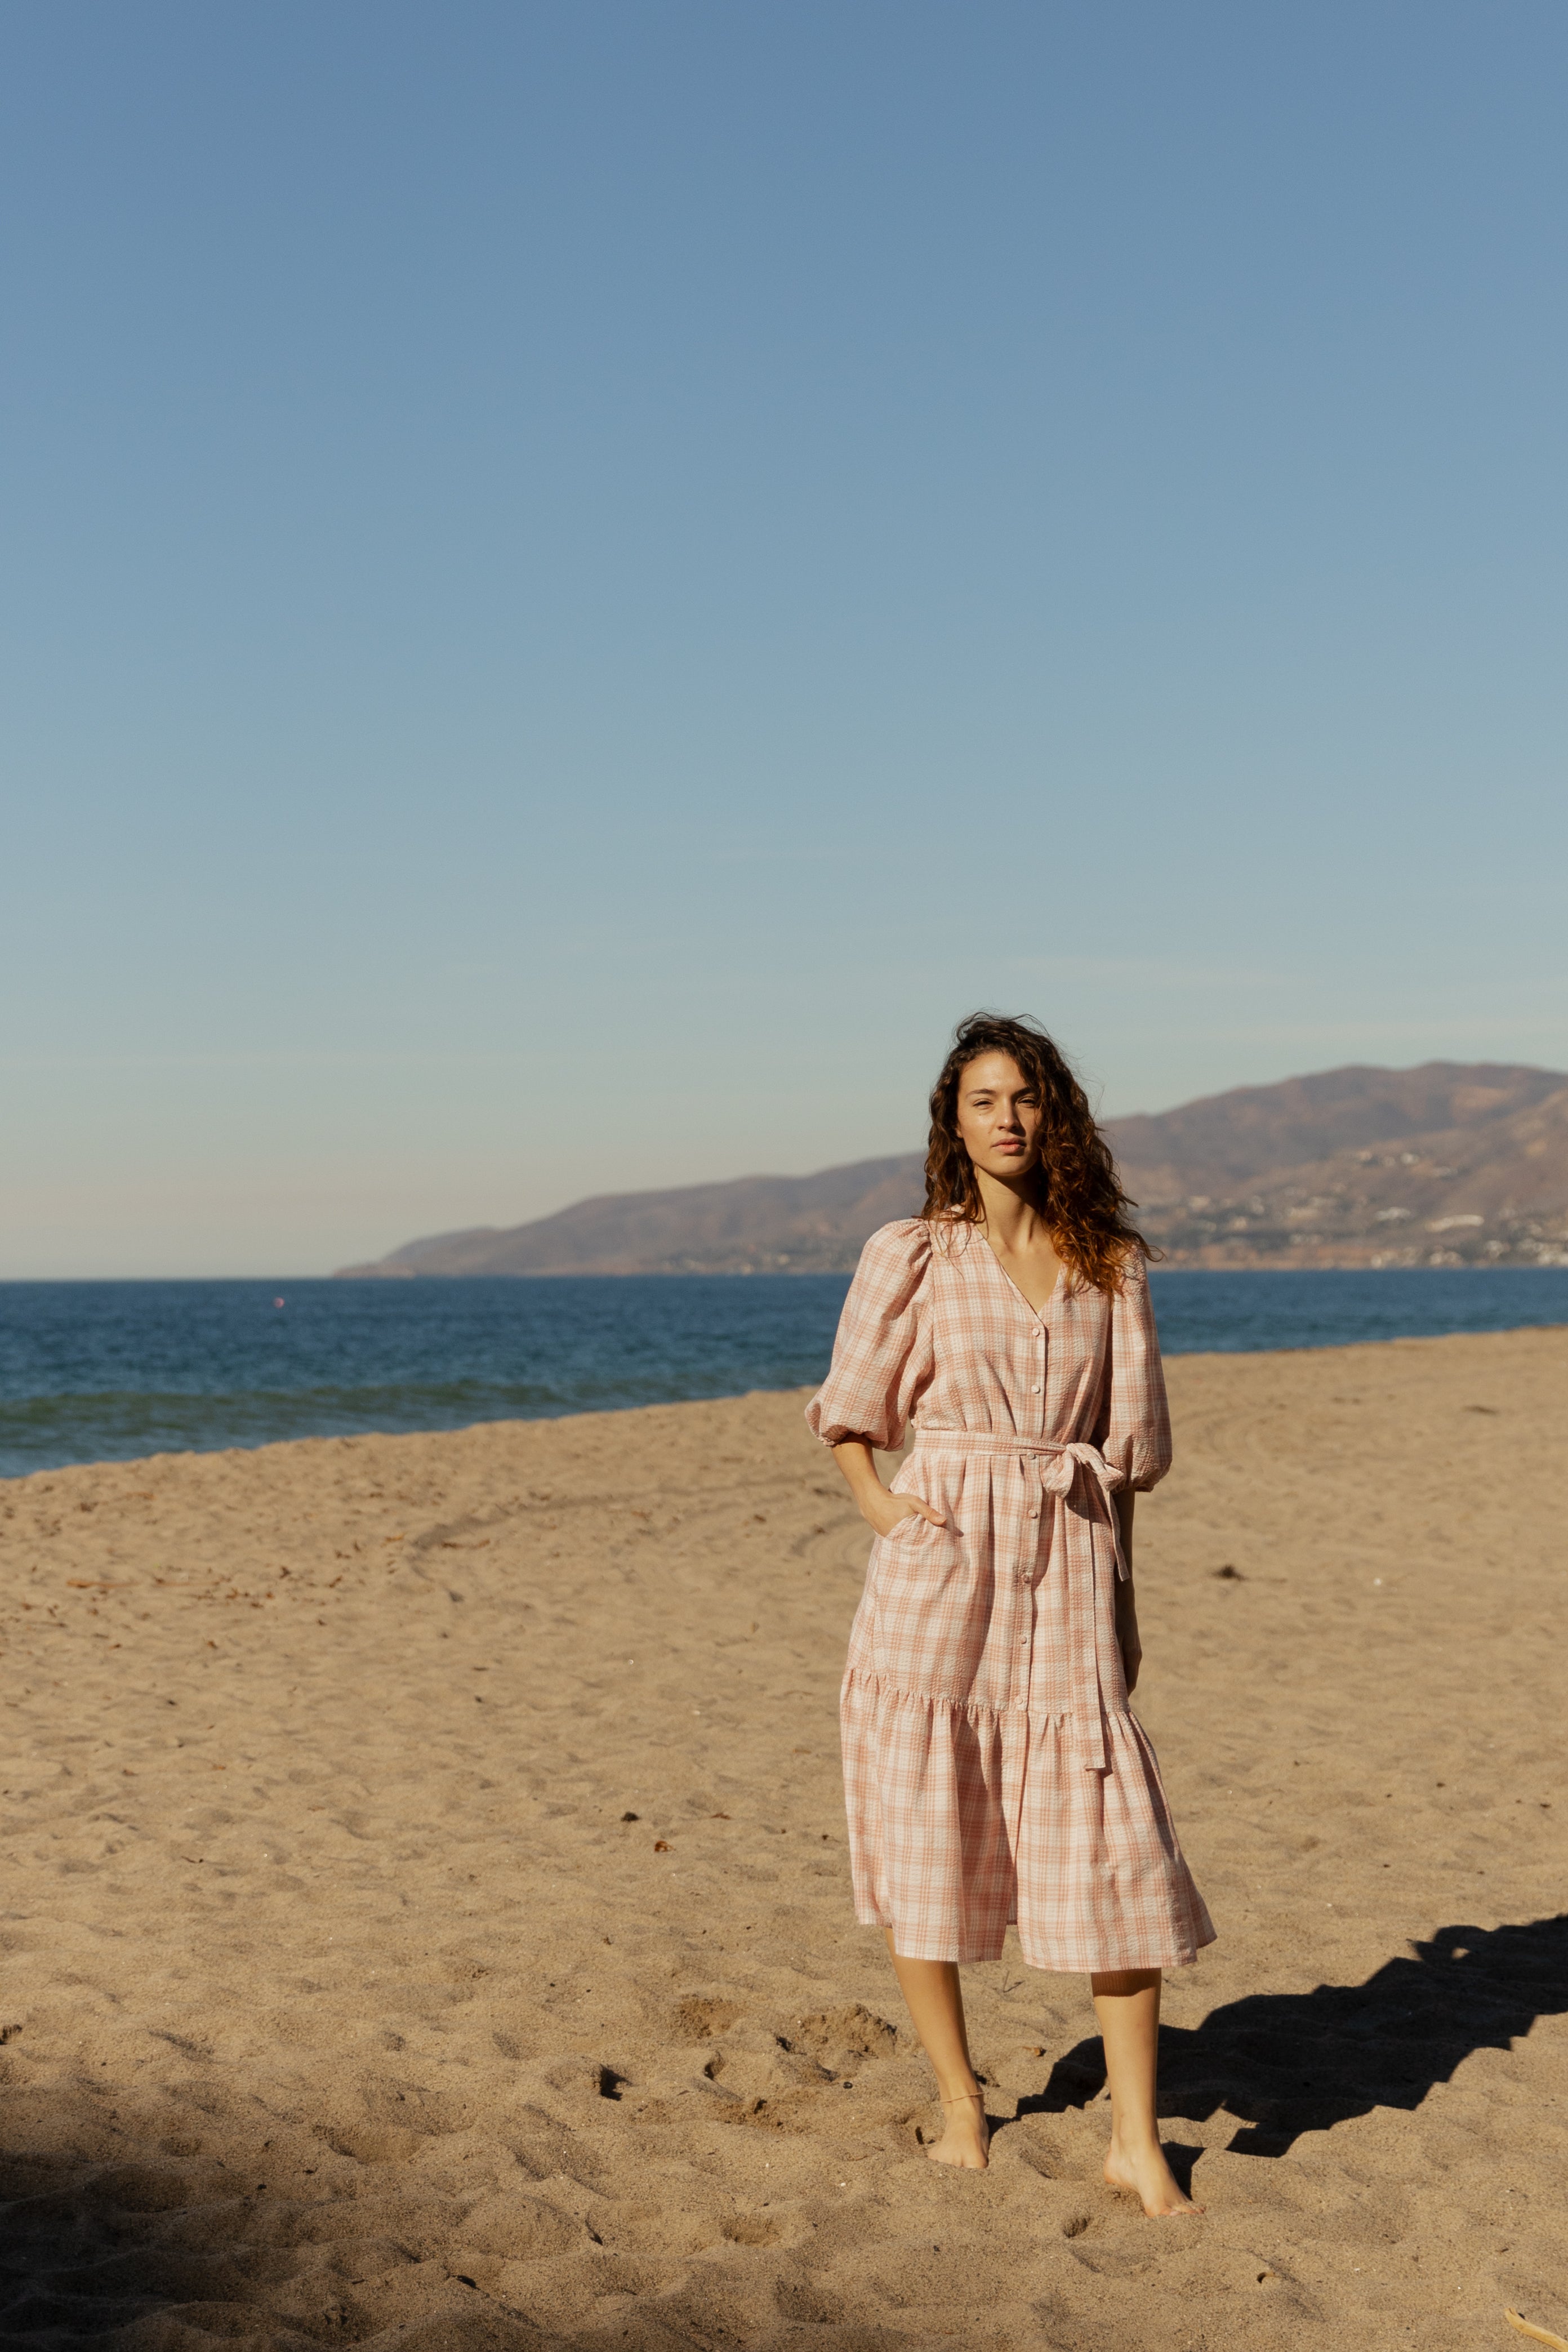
[[921, 1012, 1154, 1294]]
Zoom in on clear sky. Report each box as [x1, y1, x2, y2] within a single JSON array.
[[3, 2, 1565, 1276]]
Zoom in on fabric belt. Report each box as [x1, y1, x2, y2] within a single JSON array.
[[908, 1427, 1128, 1770]]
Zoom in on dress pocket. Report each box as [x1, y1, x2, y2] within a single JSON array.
[[871, 1511, 957, 1575], [868, 1516, 972, 1689]]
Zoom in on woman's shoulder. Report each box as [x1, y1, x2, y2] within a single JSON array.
[[857, 1211, 981, 1271], [856, 1214, 951, 1279], [1056, 1241, 1148, 1310], [861, 1215, 934, 1259]]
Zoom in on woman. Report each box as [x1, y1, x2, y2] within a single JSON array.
[[807, 1012, 1213, 2218]]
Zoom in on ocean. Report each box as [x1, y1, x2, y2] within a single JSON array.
[[1, 1267, 1563, 1479]]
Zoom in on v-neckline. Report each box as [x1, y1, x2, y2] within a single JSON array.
[[977, 1232, 1061, 1322]]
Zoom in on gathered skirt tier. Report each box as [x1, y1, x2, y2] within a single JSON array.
[[841, 1669, 1213, 1970]]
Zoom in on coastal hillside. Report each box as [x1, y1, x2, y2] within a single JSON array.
[[1120, 1061, 1568, 1268], [337, 1154, 924, 1278], [336, 1061, 1568, 1275]]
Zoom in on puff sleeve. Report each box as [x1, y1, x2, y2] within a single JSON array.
[[1096, 1255, 1173, 1492], [805, 1219, 936, 1451]]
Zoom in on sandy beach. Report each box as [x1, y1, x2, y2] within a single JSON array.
[[1, 1325, 1565, 2352]]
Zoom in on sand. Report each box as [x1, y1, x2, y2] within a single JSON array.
[[1, 1325, 1565, 2352]]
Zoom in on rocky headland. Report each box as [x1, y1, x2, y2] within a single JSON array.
[[336, 1061, 1568, 1276]]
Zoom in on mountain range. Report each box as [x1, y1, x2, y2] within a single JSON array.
[[335, 1060, 1568, 1277]]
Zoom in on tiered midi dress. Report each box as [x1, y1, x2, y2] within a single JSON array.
[[806, 1217, 1214, 1974]]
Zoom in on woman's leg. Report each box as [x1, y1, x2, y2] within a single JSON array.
[[883, 1928, 990, 2168], [1090, 1968, 1201, 2216]]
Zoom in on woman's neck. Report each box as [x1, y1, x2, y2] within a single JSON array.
[[972, 1169, 1050, 1250]]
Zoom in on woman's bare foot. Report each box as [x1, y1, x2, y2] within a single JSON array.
[[1103, 2138, 1202, 2216], [925, 2090, 990, 2170]]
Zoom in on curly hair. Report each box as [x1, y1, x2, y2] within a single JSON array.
[[921, 1012, 1154, 1294]]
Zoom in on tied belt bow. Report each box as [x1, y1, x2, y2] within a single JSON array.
[[912, 1429, 1129, 1770], [1017, 1440, 1131, 1583]]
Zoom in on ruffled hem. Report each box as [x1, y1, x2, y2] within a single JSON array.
[[848, 1900, 1213, 1974], [840, 1668, 1215, 1973]]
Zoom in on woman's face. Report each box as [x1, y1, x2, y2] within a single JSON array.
[[954, 1052, 1044, 1182]]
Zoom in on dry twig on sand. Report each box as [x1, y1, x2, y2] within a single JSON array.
[[1505, 2310, 1568, 2351]]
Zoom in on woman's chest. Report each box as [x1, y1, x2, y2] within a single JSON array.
[[926, 1260, 1108, 1393]]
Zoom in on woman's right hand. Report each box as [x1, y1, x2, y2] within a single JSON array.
[[862, 1488, 946, 1540], [828, 1438, 947, 1540]]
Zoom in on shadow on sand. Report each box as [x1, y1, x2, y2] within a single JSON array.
[[1011, 1914, 1568, 2158], [0, 2133, 547, 2352]]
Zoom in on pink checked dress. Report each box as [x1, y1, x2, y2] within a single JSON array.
[[806, 1217, 1213, 1973]]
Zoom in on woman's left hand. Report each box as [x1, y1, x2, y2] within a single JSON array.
[[1115, 1587, 1142, 1695]]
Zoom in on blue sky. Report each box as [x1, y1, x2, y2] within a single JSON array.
[[2, 1, 1565, 1275]]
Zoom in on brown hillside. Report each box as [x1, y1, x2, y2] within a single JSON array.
[[336, 1155, 925, 1277], [336, 1062, 1568, 1276], [1118, 1063, 1568, 1267]]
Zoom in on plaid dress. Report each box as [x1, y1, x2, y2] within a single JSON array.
[[806, 1218, 1214, 1972]]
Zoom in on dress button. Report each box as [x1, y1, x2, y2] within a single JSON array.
[[1027, 1508, 1039, 1519], [1031, 1383, 1042, 1393]]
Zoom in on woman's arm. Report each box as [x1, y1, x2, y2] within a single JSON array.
[[1113, 1487, 1142, 1694], [830, 1440, 947, 1540]]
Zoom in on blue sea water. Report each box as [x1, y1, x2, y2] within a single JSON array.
[[1, 1267, 1563, 1479]]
